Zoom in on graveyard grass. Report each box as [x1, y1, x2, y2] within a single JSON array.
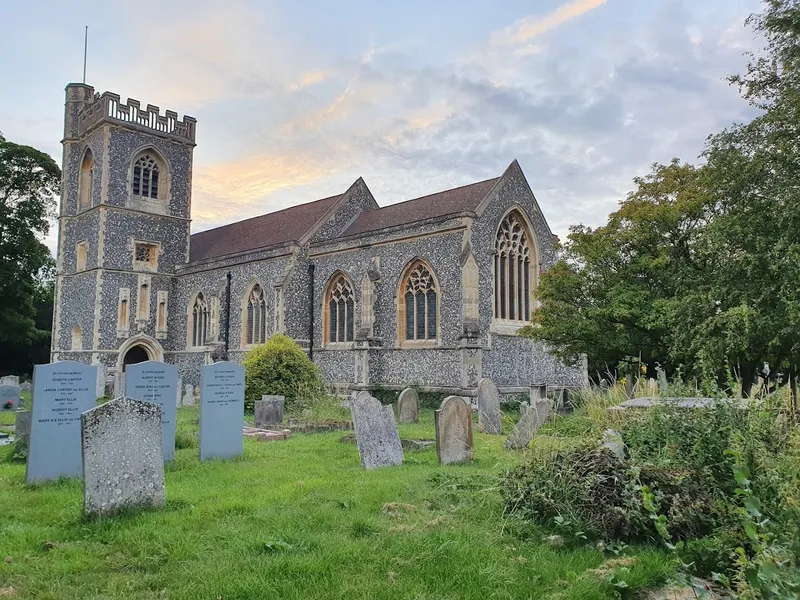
[[0, 408, 673, 600]]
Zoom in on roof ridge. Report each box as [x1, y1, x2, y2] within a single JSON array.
[[369, 176, 501, 212]]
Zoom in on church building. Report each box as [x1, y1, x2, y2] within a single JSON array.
[[52, 83, 587, 397]]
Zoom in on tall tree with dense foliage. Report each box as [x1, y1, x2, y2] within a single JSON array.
[[0, 134, 59, 372]]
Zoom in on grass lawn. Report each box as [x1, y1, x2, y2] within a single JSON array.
[[0, 407, 673, 599]]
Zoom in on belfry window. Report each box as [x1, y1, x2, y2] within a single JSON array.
[[325, 274, 355, 344], [133, 153, 160, 199], [494, 211, 534, 323]]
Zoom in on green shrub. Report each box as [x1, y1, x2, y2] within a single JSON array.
[[243, 335, 322, 412]]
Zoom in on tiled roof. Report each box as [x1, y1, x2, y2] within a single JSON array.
[[339, 177, 500, 238], [189, 193, 342, 262]]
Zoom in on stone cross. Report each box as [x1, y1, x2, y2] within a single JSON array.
[[397, 388, 419, 424], [81, 397, 165, 516], [434, 396, 474, 464], [504, 399, 551, 450], [350, 395, 403, 469], [26, 361, 97, 483], [199, 362, 245, 461], [476, 378, 501, 434], [254, 395, 285, 428]]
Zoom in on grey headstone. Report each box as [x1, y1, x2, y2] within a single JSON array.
[[600, 429, 626, 460], [20, 381, 31, 393], [657, 369, 669, 395], [176, 377, 182, 407], [254, 395, 285, 427], [199, 362, 245, 461], [15, 409, 31, 453], [352, 390, 372, 403], [94, 363, 107, 398], [530, 384, 547, 400], [0, 384, 20, 410], [435, 396, 473, 464], [26, 361, 97, 483], [397, 388, 419, 424], [504, 399, 551, 450], [350, 395, 403, 469], [125, 361, 178, 462], [182, 384, 195, 407], [477, 378, 501, 434], [1, 375, 20, 386], [81, 397, 165, 516]]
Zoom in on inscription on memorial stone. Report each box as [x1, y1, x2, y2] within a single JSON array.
[[125, 361, 178, 461], [199, 362, 245, 461]]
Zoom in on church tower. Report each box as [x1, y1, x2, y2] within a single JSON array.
[[52, 83, 196, 384]]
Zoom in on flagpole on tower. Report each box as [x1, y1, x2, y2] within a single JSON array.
[[82, 26, 88, 84]]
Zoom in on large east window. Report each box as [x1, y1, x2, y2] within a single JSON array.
[[494, 210, 534, 323]]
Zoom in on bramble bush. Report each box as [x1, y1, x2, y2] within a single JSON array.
[[243, 334, 322, 412]]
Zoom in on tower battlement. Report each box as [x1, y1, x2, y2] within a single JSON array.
[[77, 90, 196, 143]]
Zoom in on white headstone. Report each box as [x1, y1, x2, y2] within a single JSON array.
[[26, 361, 97, 483], [81, 397, 165, 516], [125, 361, 178, 462], [350, 396, 403, 469], [477, 378, 501, 434], [435, 396, 474, 464], [397, 388, 419, 423], [183, 384, 195, 406], [199, 362, 245, 461]]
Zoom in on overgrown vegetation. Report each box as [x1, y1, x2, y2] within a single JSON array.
[[243, 334, 323, 411]]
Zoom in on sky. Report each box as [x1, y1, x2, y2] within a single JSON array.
[[0, 0, 765, 255]]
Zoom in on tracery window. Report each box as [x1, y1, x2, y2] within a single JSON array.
[[325, 274, 355, 344], [494, 211, 533, 322], [191, 293, 208, 347], [400, 261, 438, 343], [245, 284, 267, 345], [132, 153, 160, 199]]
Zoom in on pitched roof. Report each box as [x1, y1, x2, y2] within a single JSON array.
[[189, 193, 342, 262], [339, 177, 500, 238]]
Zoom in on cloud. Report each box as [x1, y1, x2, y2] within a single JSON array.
[[491, 0, 608, 47]]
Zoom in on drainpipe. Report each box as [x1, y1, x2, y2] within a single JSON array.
[[308, 264, 315, 360], [224, 272, 232, 352]]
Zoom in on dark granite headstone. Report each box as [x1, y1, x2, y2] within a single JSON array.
[[125, 361, 178, 461], [254, 395, 285, 427], [199, 362, 245, 461], [26, 361, 96, 483]]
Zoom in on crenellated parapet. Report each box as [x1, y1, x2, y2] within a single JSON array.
[[77, 91, 196, 143]]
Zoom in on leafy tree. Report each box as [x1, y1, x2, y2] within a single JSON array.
[[0, 137, 59, 348], [522, 160, 709, 378]]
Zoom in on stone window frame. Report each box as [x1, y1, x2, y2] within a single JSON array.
[[187, 291, 209, 349], [155, 290, 168, 340], [75, 240, 88, 272], [491, 206, 539, 336], [240, 280, 268, 349], [78, 147, 94, 212], [117, 288, 131, 338], [132, 239, 161, 272], [396, 258, 441, 349], [136, 274, 152, 326], [322, 271, 356, 348], [127, 147, 170, 215]]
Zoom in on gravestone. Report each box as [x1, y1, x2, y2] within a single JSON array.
[[15, 409, 31, 453], [350, 395, 403, 469], [182, 384, 195, 407], [176, 377, 183, 407], [26, 361, 97, 483], [81, 397, 165, 516], [1, 375, 19, 386], [0, 384, 20, 410], [531, 384, 547, 400], [94, 363, 107, 398], [434, 396, 474, 464], [352, 390, 372, 402], [125, 361, 178, 462], [20, 381, 31, 394], [397, 388, 419, 424], [504, 398, 551, 450], [476, 378, 501, 434], [199, 362, 245, 461], [254, 395, 285, 428]]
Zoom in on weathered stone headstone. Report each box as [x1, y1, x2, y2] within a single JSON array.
[[26, 361, 97, 483], [182, 384, 195, 407], [15, 409, 31, 453], [476, 378, 501, 434], [531, 384, 547, 400], [20, 381, 31, 394], [504, 398, 551, 450], [397, 388, 419, 424], [125, 361, 178, 462], [350, 395, 403, 469], [199, 362, 245, 461], [176, 377, 183, 407], [254, 395, 285, 428], [0, 384, 20, 410], [352, 390, 372, 403], [81, 397, 165, 516], [1, 375, 20, 386], [94, 363, 107, 398], [434, 396, 473, 464], [600, 428, 626, 460]]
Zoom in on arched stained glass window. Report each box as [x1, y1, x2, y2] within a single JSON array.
[[494, 211, 533, 322], [246, 284, 267, 345], [191, 293, 208, 347], [400, 261, 437, 342], [325, 274, 355, 343]]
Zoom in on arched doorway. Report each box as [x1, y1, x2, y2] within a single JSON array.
[[122, 345, 149, 371]]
